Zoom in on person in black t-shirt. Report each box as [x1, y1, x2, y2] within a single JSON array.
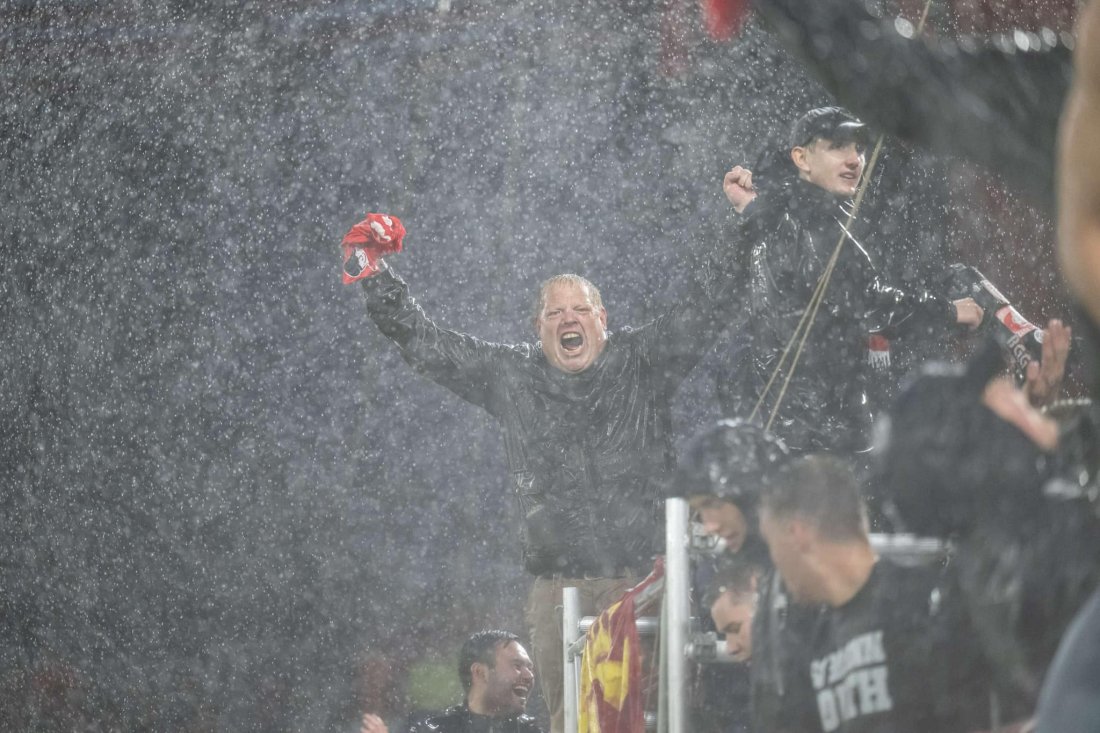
[[757, 455, 992, 733]]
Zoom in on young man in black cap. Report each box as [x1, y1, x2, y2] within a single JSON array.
[[724, 106, 982, 459]]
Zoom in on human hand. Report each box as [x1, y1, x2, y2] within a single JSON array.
[[361, 713, 390, 733], [342, 213, 406, 284], [723, 166, 757, 213], [952, 297, 984, 329], [1026, 318, 1072, 407]]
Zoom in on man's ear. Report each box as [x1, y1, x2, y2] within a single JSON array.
[[598, 307, 607, 330], [471, 661, 489, 687], [790, 146, 810, 174]]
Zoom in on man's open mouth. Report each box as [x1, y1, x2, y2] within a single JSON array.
[[560, 332, 584, 351], [513, 685, 530, 699]]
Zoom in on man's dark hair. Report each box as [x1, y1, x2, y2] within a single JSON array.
[[761, 454, 866, 541], [704, 555, 764, 610], [458, 630, 520, 693]]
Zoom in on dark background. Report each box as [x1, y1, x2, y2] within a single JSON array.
[[0, 1, 1077, 730]]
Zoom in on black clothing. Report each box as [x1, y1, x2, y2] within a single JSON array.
[[738, 177, 952, 453], [750, 0, 1071, 215], [692, 541, 773, 733], [409, 705, 542, 733], [953, 401, 1100, 705], [805, 560, 991, 733], [1035, 588, 1100, 733], [876, 357, 1100, 707], [751, 568, 822, 733], [362, 226, 746, 577]]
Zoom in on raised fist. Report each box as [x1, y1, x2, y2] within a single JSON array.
[[341, 213, 406, 284], [723, 166, 756, 214]]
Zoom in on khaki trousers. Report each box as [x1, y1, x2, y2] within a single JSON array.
[[525, 574, 637, 733]]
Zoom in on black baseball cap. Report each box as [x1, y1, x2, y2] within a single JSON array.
[[789, 106, 869, 149]]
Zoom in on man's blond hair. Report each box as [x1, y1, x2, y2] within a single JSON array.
[[532, 274, 603, 326]]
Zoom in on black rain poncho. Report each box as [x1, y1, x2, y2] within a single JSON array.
[[361, 223, 747, 577], [735, 176, 953, 454]]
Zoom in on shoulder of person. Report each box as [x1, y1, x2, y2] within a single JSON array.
[[513, 714, 543, 733], [873, 559, 949, 622], [414, 705, 468, 732]]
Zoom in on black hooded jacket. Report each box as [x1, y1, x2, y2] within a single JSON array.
[[409, 705, 542, 733], [738, 176, 953, 453], [361, 223, 747, 578]]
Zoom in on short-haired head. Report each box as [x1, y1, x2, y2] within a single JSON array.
[[760, 454, 866, 542], [458, 630, 520, 693], [704, 555, 764, 610], [534, 274, 609, 374], [533, 274, 603, 328]]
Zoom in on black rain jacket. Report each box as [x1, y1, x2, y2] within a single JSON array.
[[362, 222, 746, 577], [409, 705, 543, 733], [738, 176, 953, 453]]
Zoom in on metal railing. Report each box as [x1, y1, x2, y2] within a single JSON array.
[[562, 499, 946, 733]]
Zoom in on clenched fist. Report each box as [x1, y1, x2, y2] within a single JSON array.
[[723, 166, 756, 214]]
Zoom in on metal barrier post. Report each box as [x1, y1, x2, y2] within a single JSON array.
[[665, 498, 690, 733], [563, 586, 581, 733]]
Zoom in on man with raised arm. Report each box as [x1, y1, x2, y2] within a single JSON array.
[[727, 106, 981, 457], [342, 204, 748, 733]]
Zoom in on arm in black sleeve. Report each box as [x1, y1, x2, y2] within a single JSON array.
[[864, 269, 955, 339], [361, 264, 531, 413], [750, 0, 1070, 212]]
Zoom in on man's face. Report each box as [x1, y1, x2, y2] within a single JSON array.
[[696, 498, 750, 553], [479, 641, 535, 716], [537, 281, 608, 373], [759, 507, 818, 604], [710, 592, 756, 662], [792, 138, 865, 197]]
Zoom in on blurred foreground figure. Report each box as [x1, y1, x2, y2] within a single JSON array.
[[1034, 2, 1100, 730], [342, 209, 747, 733], [748, 0, 1072, 214], [875, 342, 1100, 714], [759, 455, 993, 733], [1058, 0, 1100, 380], [362, 630, 539, 733]]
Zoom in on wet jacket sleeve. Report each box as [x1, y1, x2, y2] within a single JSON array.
[[632, 213, 751, 388], [750, 0, 1070, 213], [862, 264, 955, 339], [361, 266, 529, 414]]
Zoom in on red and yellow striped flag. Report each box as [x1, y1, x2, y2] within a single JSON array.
[[579, 559, 664, 733]]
